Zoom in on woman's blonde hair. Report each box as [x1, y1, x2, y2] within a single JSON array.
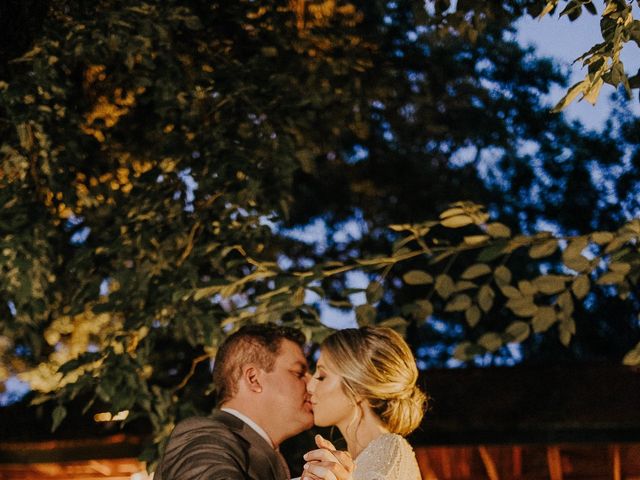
[[321, 326, 427, 436]]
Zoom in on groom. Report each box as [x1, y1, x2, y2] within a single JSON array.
[[154, 322, 354, 480], [154, 323, 315, 479]]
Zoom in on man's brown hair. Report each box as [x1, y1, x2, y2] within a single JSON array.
[[213, 323, 306, 403]]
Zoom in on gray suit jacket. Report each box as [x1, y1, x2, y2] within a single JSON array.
[[154, 410, 288, 480]]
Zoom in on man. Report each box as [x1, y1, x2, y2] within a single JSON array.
[[154, 323, 315, 480]]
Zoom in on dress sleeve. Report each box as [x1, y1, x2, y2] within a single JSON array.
[[353, 434, 422, 480]]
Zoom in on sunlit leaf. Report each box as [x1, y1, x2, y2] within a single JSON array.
[[445, 294, 472, 312], [402, 270, 434, 285], [571, 275, 590, 299], [533, 275, 568, 294], [486, 222, 511, 238], [355, 304, 376, 326], [494, 265, 512, 286], [440, 214, 473, 228], [478, 332, 502, 352], [623, 342, 640, 366], [435, 274, 455, 299], [461, 263, 491, 280], [465, 305, 481, 327], [478, 285, 495, 312], [529, 239, 558, 259], [505, 321, 530, 343], [365, 281, 384, 303], [532, 306, 557, 333]]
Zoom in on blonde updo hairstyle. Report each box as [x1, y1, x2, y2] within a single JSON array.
[[321, 326, 427, 437]]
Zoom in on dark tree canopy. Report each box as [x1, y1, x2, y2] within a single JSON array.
[[1, 0, 639, 466]]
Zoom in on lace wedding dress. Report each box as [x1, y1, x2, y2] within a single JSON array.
[[353, 433, 422, 480]]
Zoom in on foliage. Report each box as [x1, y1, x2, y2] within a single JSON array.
[[1, 0, 639, 468], [427, 0, 640, 108]]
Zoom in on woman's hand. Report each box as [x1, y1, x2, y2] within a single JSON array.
[[301, 434, 354, 480]]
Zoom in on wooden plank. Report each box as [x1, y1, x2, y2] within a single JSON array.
[[547, 446, 563, 480], [414, 447, 439, 480], [612, 444, 621, 480], [478, 446, 500, 480], [512, 445, 522, 478]]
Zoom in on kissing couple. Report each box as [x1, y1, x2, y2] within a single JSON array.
[[154, 322, 427, 480]]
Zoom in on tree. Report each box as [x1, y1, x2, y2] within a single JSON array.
[[425, 0, 640, 108], [1, 0, 639, 468]]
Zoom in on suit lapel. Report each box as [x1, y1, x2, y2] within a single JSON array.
[[211, 410, 287, 480]]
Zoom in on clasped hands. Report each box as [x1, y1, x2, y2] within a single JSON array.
[[300, 434, 355, 480]]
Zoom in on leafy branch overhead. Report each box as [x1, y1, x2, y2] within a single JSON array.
[[426, 0, 640, 108], [13, 202, 640, 444], [186, 201, 640, 364]]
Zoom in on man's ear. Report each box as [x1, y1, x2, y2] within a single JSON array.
[[241, 364, 263, 393]]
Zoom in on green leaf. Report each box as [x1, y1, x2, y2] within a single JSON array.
[[435, 274, 455, 299], [529, 239, 558, 259], [609, 262, 631, 274], [591, 231, 613, 244], [465, 305, 481, 327], [500, 285, 522, 299], [558, 319, 576, 346], [453, 341, 474, 361], [486, 222, 511, 238], [52, 405, 67, 432], [506, 296, 538, 317], [623, 342, 640, 366], [355, 304, 376, 326], [415, 300, 434, 320], [552, 79, 587, 112], [596, 271, 626, 285], [494, 265, 512, 286], [461, 263, 491, 280], [517, 280, 538, 296], [445, 294, 472, 312], [477, 285, 495, 312], [562, 237, 590, 272], [365, 281, 384, 303], [455, 280, 477, 292], [478, 332, 502, 352], [402, 270, 434, 285], [532, 306, 557, 333], [533, 275, 568, 294], [583, 77, 604, 105], [505, 321, 531, 343], [571, 275, 590, 299], [537, 1, 558, 19], [378, 316, 408, 333], [557, 291, 574, 317], [292, 287, 306, 307], [440, 214, 473, 228], [477, 240, 508, 262]]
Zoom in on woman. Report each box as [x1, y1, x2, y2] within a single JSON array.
[[301, 326, 427, 480]]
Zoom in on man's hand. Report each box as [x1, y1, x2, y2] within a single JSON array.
[[300, 434, 354, 480]]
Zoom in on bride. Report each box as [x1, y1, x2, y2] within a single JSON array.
[[300, 326, 427, 480]]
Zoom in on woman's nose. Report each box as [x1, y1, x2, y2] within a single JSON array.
[[306, 377, 316, 393]]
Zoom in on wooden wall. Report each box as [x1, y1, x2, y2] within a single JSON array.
[[415, 443, 640, 480], [1, 442, 640, 479]]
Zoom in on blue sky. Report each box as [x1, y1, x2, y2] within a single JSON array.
[[517, 5, 640, 130]]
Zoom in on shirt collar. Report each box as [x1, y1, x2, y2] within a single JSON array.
[[220, 407, 274, 448]]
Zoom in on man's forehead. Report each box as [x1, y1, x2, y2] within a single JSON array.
[[277, 339, 308, 366]]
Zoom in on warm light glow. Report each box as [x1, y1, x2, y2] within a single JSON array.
[[93, 410, 129, 422]]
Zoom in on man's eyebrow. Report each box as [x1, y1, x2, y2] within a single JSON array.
[[292, 361, 308, 371]]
